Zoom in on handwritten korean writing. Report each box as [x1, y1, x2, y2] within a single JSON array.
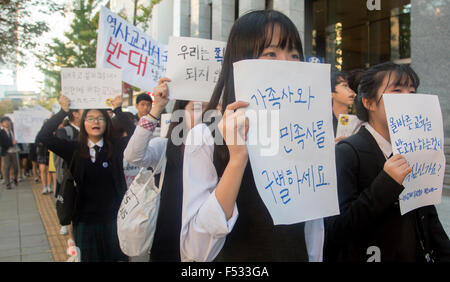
[[250, 86, 315, 110], [261, 164, 330, 206]]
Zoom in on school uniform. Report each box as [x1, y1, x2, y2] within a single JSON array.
[[36, 108, 134, 262], [180, 123, 322, 262], [124, 116, 183, 261], [0, 128, 18, 188], [324, 124, 450, 262]]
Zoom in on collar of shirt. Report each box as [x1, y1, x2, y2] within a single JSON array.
[[88, 138, 104, 163], [363, 122, 392, 160], [69, 122, 80, 132]]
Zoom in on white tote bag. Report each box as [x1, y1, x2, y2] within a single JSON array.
[[117, 147, 167, 257]]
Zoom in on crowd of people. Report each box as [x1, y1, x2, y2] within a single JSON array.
[[1, 9, 449, 262]]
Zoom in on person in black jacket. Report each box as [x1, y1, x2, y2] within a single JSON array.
[[36, 94, 134, 262], [0, 117, 18, 190], [324, 62, 450, 262]]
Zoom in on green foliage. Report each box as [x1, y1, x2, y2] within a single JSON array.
[[0, 0, 63, 66], [135, 0, 162, 32], [35, 0, 100, 97]]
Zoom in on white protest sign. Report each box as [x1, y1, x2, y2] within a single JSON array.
[[233, 59, 340, 225], [160, 113, 172, 138], [166, 36, 226, 102], [12, 109, 51, 143], [336, 114, 362, 138], [96, 6, 167, 92], [61, 68, 122, 109], [384, 94, 445, 215]]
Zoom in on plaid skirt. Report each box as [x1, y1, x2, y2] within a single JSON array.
[[73, 219, 128, 262]]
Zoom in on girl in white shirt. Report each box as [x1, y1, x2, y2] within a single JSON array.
[[181, 9, 323, 262], [124, 81, 207, 261]]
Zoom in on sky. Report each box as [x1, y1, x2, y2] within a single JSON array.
[[16, 0, 71, 92]]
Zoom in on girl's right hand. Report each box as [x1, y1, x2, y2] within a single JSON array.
[[383, 154, 412, 185], [59, 95, 70, 113], [218, 101, 250, 162], [150, 77, 171, 119]]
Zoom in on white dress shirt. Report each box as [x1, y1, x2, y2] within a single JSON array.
[[123, 116, 167, 173], [181, 123, 324, 262], [87, 138, 103, 163], [363, 123, 393, 160]]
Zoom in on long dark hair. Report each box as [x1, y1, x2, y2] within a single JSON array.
[[356, 62, 420, 122], [203, 9, 304, 167], [78, 109, 114, 160], [165, 100, 191, 166]]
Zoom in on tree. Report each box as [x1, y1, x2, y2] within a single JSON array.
[[35, 0, 101, 97], [0, 0, 63, 66], [134, 0, 163, 32]]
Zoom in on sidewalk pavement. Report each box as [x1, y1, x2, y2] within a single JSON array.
[[0, 178, 70, 262], [1, 177, 449, 262]]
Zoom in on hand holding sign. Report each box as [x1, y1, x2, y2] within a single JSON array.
[[111, 94, 124, 109], [149, 77, 171, 119], [384, 154, 412, 185], [59, 95, 71, 113], [218, 101, 250, 161]]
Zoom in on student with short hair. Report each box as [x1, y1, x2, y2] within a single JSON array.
[[324, 62, 450, 262], [135, 93, 153, 120]]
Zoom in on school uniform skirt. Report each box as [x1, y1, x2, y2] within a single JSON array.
[[72, 219, 128, 262]]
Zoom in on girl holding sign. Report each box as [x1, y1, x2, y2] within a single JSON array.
[[36, 95, 134, 262], [124, 78, 207, 261], [181, 10, 322, 262], [324, 62, 450, 262]]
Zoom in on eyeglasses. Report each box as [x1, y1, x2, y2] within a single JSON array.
[[85, 117, 106, 123]]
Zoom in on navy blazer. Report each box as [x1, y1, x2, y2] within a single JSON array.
[[0, 129, 14, 156], [324, 126, 450, 262], [36, 108, 135, 221]]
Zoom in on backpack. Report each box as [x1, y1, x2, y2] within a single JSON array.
[[55, 126, 75, 194], [55, 152, 78, 226]]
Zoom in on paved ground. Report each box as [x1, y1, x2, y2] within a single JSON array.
[[0, 178, 70, 262], [0, 178, 449, 262]]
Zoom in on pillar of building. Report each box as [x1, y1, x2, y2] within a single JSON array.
[[272, 0, 305, 45], [173, 0, 191, 37], [239, 0, 265, 17], [211, 0, 235, 42], [410, 0, 450, 189], [190, 0, 212, 39]]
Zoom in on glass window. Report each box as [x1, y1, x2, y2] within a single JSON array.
[[310, 0, 411, 71]]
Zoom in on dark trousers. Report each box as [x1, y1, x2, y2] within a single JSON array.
[[2, 152, 18, 188]]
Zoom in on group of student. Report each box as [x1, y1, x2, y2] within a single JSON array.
[[21, 9, 450, 262]]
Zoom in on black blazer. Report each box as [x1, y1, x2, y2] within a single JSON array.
[[36, 108, 135, 220], [0, 129, 13, 156], [324, 126, 450, 262]]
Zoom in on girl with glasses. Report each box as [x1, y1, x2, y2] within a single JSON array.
[[36, 95, 135, 262]]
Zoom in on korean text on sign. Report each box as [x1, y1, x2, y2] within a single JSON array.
[[233, 59, 340, 225], [166, 36, 227, 102], [61, 68, 122, 109], [384, 94, 445, 215], [97, 6, 168, 92]]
